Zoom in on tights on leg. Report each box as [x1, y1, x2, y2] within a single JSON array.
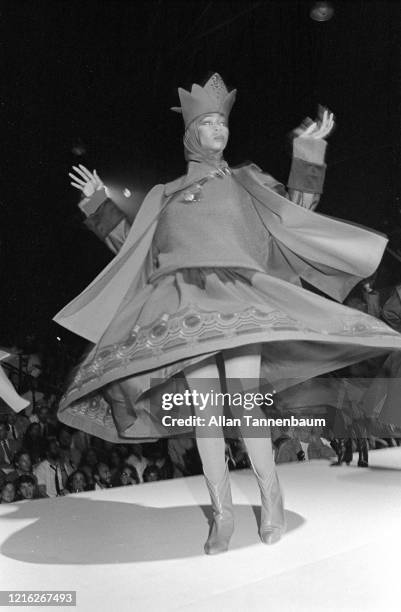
[[185, 357, 226, 485], [185, 345, 275, 483], [223, 344, 275, 480], [224, 344, 284, 541]]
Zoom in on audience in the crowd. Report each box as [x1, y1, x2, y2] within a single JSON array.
[[6, 411, 29, 446], [16, 474, 42, 501], [79, 448, 100, 489], [126, 444, 150, 483], [142, 464, 161, 483], [142, 440, 174, 480], [33, 439, 68, 498], [22, 422, 47, 465], [93, 462, 112, 490], [0, 422, 19, 470], [167, 437, 202, 476], [119, 464, 139, 486], [2, 450, 37, 484], [66, 470, 89, 494], [71, 429, 91, 457], [225, 438, 250, 470], [0, 412, 399, 503], [109, 448, 124, 486], [0, 481, 16, 504], [57, 426, 81, 474], [29, 405, 57, 438]]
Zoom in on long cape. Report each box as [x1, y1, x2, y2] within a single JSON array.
[[53, 164, 388, 344]]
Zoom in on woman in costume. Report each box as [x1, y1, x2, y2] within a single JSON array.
[[55, 74, 401, 554]]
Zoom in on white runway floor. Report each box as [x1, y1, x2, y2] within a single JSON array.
[[1, 447, 401, 611]]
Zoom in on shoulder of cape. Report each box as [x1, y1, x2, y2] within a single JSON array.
[[231, 161, 262, 173], [163, 174, 189, 197], [231, 162, 285, 192], [133, 183, 166, 217]]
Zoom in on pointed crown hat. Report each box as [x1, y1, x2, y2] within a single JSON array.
[[171, 73, 236, 128]]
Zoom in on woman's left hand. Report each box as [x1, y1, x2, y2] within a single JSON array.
[[295, 108, 335, 140]]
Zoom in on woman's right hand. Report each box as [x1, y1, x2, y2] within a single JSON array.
[[69, 165, 105, 197]]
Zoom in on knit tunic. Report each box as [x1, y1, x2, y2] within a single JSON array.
[[152, 172, 269, 277]]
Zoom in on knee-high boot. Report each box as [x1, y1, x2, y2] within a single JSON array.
[[203, 463, 234, 555], [252, 465, 286, 544], [344, 438, 353, 465], [357, 438, 369, 467], [332, 438, 346, 465]]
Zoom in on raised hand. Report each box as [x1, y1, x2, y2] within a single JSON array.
[[69, 165, 105, 197], [296, 108, 335, 140]]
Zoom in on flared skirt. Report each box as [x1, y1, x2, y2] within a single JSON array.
[[57, 268, 401, 442]]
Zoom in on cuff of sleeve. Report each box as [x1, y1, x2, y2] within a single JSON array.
[[287, 157, 326, 194], [293, 137, 327, 164], [79, 189, 109, 216], [84, 199, 126, 239]]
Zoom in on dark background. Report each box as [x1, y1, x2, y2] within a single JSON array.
[[0, 0, 400, 349]]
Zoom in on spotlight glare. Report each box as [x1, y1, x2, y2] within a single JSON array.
[[310, 1, 334, 22], [123, 188, 132, 198], [71, 138, 86, 156]]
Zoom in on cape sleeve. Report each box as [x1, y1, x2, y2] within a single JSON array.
[[53, 185, 165, 342], [234, 164, 388, 303]]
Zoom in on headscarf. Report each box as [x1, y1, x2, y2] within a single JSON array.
[[183, 115, 229, 170]]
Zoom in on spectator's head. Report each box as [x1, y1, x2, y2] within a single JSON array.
[[47, 409, 58, 428], [0, 422, 9, 441], [67, 470, 87, 493], [118, 446, 129, 461], [38, 406, 49, 424], [57, 427, 72, 450], [1, 482, 16, 503], [109, 449, 122, 469], [119, 464, 139, 486], [143, 465, 161, 483], [45, 439, 60, 463], [143, 440, 166, 462], [6, 412, 17, 425], [26, 422, 41, 440], [83, 448, 98, 468], [14, 451, 32, 474], [16, 475, 36, 500], [94, 462, 111, 486], [128, 443, 143, 459], [80, 465, 94, 487]]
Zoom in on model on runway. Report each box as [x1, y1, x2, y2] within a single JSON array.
[[55, 73, 401, 554]]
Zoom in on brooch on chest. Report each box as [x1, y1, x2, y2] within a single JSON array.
[[182, 167, 231, 204]]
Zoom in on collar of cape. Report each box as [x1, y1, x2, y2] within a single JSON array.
[[163, 161, 259, 197]]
